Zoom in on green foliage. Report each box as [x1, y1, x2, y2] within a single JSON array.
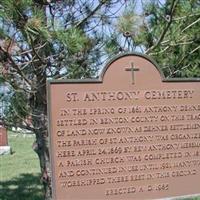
[[3, 91, 30, 126], [56, 28, 91, 54], [25, 9, 50, 41], [0, 0, 32, 25], [66, 62, 93, 79], [116, 0, 200, 78], [104, 34, 122, 56], [150, 1, 199, 77], [117, 2, 144, 37], [0, 0, 126, 129], [0, 29, 7, 39]]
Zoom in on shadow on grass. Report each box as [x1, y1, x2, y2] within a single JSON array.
[[0, 173, 44, 200]]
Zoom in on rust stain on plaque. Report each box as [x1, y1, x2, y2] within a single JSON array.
[[47, 53, 200, 200]]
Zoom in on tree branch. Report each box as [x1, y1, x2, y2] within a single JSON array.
[[145, 0, 179, 54], [76, 1, 106, 28], [181, 17, 200, 33], [30, 36, 47, 65], [170, 45, 200, 77], [0, 46, 32, 86]]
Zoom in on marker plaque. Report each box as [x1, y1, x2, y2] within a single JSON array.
[[48, 53, 200, 200]]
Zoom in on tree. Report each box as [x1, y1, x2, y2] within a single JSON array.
[[108, 0, 200, 77], [0, 0, 126, 199]]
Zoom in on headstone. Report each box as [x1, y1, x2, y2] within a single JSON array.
[[48, 53, 200, 200], [0, 122, 11, 155]]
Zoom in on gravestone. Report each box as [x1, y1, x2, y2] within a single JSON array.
[[0, 122, 11, 155], [48, 53, 200, 200]]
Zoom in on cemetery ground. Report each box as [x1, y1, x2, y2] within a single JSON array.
[[0, 131, 43, 200], [0, 131, 200, 200]]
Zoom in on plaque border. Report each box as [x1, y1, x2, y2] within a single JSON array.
[[47, 52, 200, 200]]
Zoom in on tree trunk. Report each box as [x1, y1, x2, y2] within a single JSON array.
[[32, 74, 52, 200], [33, 119, 52, 200]]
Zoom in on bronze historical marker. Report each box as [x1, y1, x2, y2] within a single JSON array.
[[48, 53, 200, 200]]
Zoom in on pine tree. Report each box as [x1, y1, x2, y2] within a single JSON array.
[[0, 0, 126, 199], [108, 0, 200, 77]]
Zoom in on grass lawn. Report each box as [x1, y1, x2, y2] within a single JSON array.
[[0, 131, 43, 200]]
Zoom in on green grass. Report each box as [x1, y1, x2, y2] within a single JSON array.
[[0, 131, 43, 200]]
